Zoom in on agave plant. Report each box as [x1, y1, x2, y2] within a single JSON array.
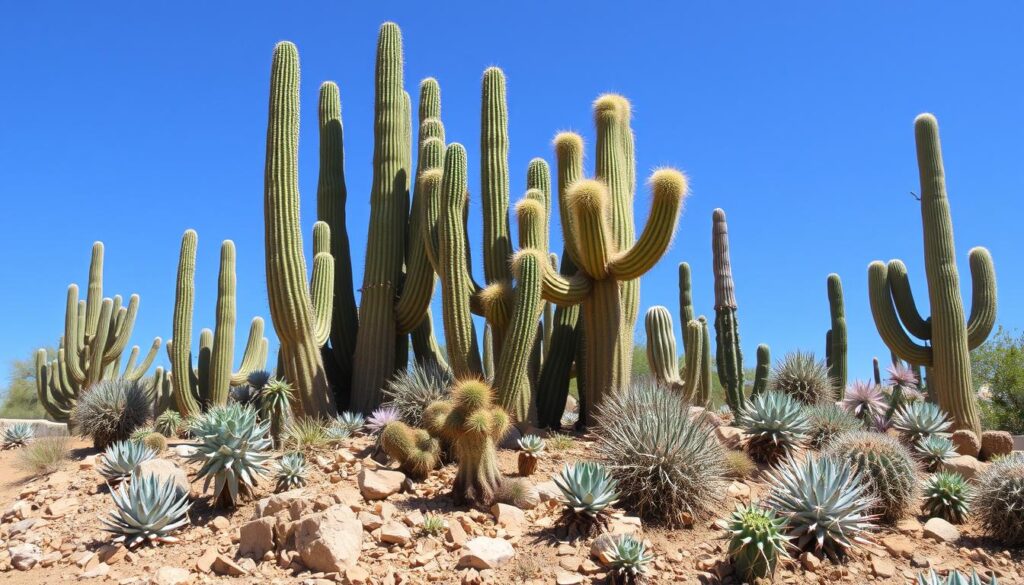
[[840, 380, 888, 423], [736, 391, 810, 464], [804, 403, 861, 450], [154, 410, 185, 438], [552, 462, 619, 537], [130, 425, 155, 443], [275, 452, 308, 492], [825, 431, 919, 523], [189, 404, 271, 507], [595, 379, 726, 525], [101, 471, 190, 549], [916, 435, 958, 472], [606, 534, 654, 584], [325, 425, 351, 444], [381, 363, 451, 427], [98, 440, 157, 483], [768, 351, 833, 405], [560, 410, 580, 429], [916, 569, 998, 585], [922, 471, 972, 524], [765, 453, 876, 560], [517, 435, 545, 477], [723, 501, 791, 582], [892, 402, 952, 444], [973, 453, 1024, 545], [366, 405, 400, 435], [334, 411, 366, 435], [2, 423, 34, 449]]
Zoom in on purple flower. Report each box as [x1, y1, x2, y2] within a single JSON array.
[[366, 405, 400, 434], [840, 380, 888, 419], [886, 364, 919, 390]]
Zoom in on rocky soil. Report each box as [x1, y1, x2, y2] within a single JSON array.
[[0, 429, 1021, 585]]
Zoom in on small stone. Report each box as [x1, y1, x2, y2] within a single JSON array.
[[380, 521, 412, 546], [980, 431, 1014, 460], [942, 455, 988, 482], [46, 497, 80, 518], [80, 562, 110, 579], [556, 544, 575, 556], [294, 504, 363, 573], [357, 469, 406, 500], [151, 567, 192, 585], [238, 517, 275, 559], [80, 455, 97, 470], [173, 445, 197, 458], [358, 511, 383, 531], [951, 430, 981, 457], [211, 554, 248, 576], [138, 459, 190, 495], [9, 543, 42, 571], [344, 565, 370, 584], [534, 481, 561, 503], [194, 548, 218, 573], [446, 521, 468, 546], [896, 517, 923, 536], [97, 543, 128, 565], [801, 552, 821, 572], [457, 537, 515, 570], [911, 555, 930, 569], [923, 517, 960, 544], [715, 426, 745, 449], [255, 488, 309, 519], [871, 556, 896, 578], [555, 573, 584, 585], [209, 516, 230, 532], [726, 481, 750, 500], [880, 535, 914, 559], [490, 503, 527, 536]]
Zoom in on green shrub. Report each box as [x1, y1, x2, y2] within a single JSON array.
[[973, 327, 1024, 433], [15, 436, 69, 476]]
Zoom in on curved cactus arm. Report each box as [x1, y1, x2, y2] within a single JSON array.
[[566, 180, 612, 279], [35, 352, 72, 421], [867, 261, 933, 366], [62, 285, 87, 385], [751, 343, 771, 397], [419, 158, 445, 275], [645, 306, 681, 387], [310, 229, 335, 350], [527, 158, 552, 252], [84, 242, 104, 337], [493, 250, 545, 421], [197, 328, 214, 405], [85, 299, 114, 386], [683, 319, 705, 404], [124, 337, 161, 381], [120, 345, 138, 379], [885, 260, 932, 340], [678, 262, 695, 355], [965, 247, 997, 350], [539, 262, 591, 306], [54, 347, 79, 402], [102, 293, 139, 362], [698, 316, 713, 407], [606, 169, 687, 281], [228, 318, 267, 385], [826, 273, 848, 393]]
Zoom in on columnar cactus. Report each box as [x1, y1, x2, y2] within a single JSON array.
[[263, 41, 337, 417], [712, 209, 744, 413], [825, 273, 848, 396], [35, 242, 161, 421], [539, 98, 687, 425], [867, 114, 997, 435], [752, 344, 771, 397], [169, 231, 268, 418], [644, 307, 703, 402], [423, 380, 510, 506]]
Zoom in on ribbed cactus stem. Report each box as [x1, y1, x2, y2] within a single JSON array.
[[350, 23, 409, 413], [645, 306, 681, 389], [482, 324, 494, 381], [679, 262, 695, 355], [683, 319, 705, 405], [752, 344, 771, 397], [208, 241, 238, 406], [712, 208, 744, 412], [873, 357, 882, 386], [481, 67, 512, 287], [380, 421, 440, 480], [171, 230, 202, 417], [826, 273, 848, 396], [316, 81, 359, 402], [264, 41, 335, 417], [699, 316, 712, 407], [493, 251, 545, 422]]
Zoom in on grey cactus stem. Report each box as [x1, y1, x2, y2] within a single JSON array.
[[712, 208, 744, 412]]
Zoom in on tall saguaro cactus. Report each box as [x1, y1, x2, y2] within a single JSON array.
[[264, 41, 337, 417], [35, 242, 161, 421], [170, 230, 269, 418], [825, 273, 848, 396], [868, 114, 997, 435], [712, 209, 744, 412], [539, 98, 687, 425]]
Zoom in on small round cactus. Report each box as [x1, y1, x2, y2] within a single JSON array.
[[142, 432, 168, 454], [922, 471, 972, 524], [517, 435, 545, 476], [825, 431, 919, 523], [737, 391, 810, 464], [805, 403, 862, 450], [769, 351, 833, 405], [724, 501, 791, 582], [275, 452, 308, 492], [380, 420, 440, 480], [973, 453, 1024, 545], [154, 411, 185, 438]]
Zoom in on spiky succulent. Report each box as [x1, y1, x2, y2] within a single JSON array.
[[229, 384, 261, 407], [275, 452, 308, 492], [518, 435, 545, 455], [840, 380, 889, 422], [421, 513, 445, 536], [737, 391, 810, 464], [366, 405, 401, 435], [723, 501, 791, 582], [765, 453, 876, 560], [496, 477, 539, 510], [334, 411, 366, 435], [98, 440, 157, 482], [246, 369, 273, 392], [595, 379, 726, 525], [973, 453, 1024, 545], [130, 425, 155, 443], [724, 450, 757, 479], [142, 432, 168, 454], [825, 431, 919, 523], [885, 363, 922, 418], [2, 423, 34, 448], [916, 569, 998, 585], [606, 534, 654, 583], [189, 404, 271, 507], [101, 471, 190, 549], [560, 410, 580, 429], [804, 403, 862, 450], [283, 417, 330, 451], [768, 351, 833, 405], [154, 410, 185, 438], [325, 425, 351, 443], [922, 471, 972, 524], [553, 462, 619, 536], [892, 402, 952, 443], [916, 435, 958, 472], [70, 378, 152, 449], [381, 363, 451, 427]]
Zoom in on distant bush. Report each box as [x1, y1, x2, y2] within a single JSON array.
[[16, 436, 70, 476], [973, 327, 1024, 433]]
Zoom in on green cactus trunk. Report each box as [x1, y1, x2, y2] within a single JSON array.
[[712, 208, 744, 413], [751, 344, 771, 397], [699, 316, 713, 407], [493, 251, 545, 421], [826, 273, 848, 397]]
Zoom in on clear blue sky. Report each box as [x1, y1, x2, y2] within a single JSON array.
[[2, 2, 1022, 388]]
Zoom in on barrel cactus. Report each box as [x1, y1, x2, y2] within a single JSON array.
[[825, 431, 919, 523], [736, 391, 810, 464], [724, 502, 791, 582], [102, 471, 190, 549], [922, 470, 972, 524], [973, 453, 1024, 545], [189, 404, 271, 507], [769, 351, 833, 405]]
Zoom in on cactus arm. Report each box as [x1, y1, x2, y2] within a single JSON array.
[[606, 169, 686, 281], [125, 337, 161, 381], [228, 318, 266, 385], [102, 293, 138, 362], [84, 242, 104, 337], [678, 262, 694, 355], [826, 273, 848, 394], [751, 343, 771, 397], [171, 230, 202, 417], [207, 241, 238, 406], [438, 143, 483, 378], [527, 158, 552, 252], [566, 180, 612, 279], [310, 221, 335, 349], [121, 346, 139, 378], [62, 286, 87, 385], [683, 319, 705, 404], [867, 261, 933, 365], [516, 195, 547, 252], [699, 316, 712, 408], [965, 246, 997, 350], [554, 133, 585, 266], [885, 260, 932, 340], [480, 67, 513, 286], [539, 261, 591, 306], [493, 251, 545, 421], [712, 208, 744, 410], [645, 306, 681, 387], [85, 299, 113, 386], [536, 254, 582, 428], [315, 81, 359, 396], [197, 328, 213, 405]]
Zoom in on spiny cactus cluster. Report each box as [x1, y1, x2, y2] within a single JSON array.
[[804, 403, 862, 450], [380, 420, 440, 480], [189, 404, 271, 507], [973, 453, 1024, 545], [769, 351, 833, 405], [71, 378, 152, 449]]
